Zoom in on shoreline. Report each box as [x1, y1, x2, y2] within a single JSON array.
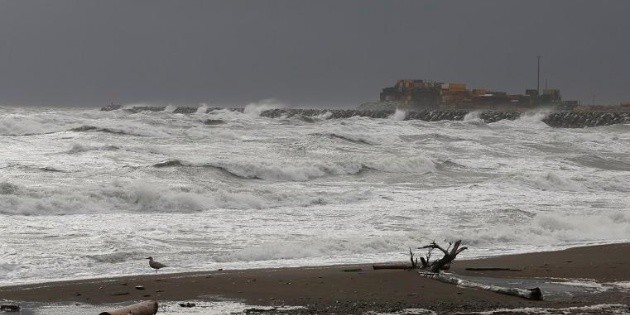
[[0, 240, 622, 288], [1, 243, 629, 313]]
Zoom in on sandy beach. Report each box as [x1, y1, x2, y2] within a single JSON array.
[[1, 243, 629, 314]]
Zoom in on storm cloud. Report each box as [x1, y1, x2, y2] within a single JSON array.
[[0, 0, 629, 107]]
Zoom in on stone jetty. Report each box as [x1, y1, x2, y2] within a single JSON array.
[[101, 106, 630, 128]]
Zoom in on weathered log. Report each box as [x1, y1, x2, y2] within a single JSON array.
[[372, 263, 413, 270], [465, 267, 521, 271], [99, 300, 158, 315], [419, 272, 543, 300], [373, 241, 466, 271], [0, 304, 20, 312]]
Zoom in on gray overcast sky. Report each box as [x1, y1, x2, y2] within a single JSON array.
[[1, 0, 629, 107]]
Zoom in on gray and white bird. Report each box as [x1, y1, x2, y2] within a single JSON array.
[[145, 256, 167, 273]]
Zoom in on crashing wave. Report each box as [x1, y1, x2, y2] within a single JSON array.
[[311, 132, 373, 145], [70, 125, 135, 136], [152, 159, 371, 181]]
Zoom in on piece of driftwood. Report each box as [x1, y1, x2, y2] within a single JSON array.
[[465, 267, 522, 271], [419, 240, 467, 273], [0, 304, 20, 312], [419, 272, 543, 300], [372, 240, 541, 300], [99, 300, 158, 315], [372, 241, 467, 271], [372, 263, 412, 270]]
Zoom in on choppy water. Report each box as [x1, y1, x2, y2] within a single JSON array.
[[1, 104, 629, 285]]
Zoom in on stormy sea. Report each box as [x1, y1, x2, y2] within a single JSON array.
[[1, 104, 629, 285]]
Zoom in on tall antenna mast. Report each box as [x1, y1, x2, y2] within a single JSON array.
[[537, 56, 541, 95]]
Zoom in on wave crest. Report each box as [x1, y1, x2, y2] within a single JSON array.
[[243, 99, 285, 117], [388, 109, 407, 121], [66, 143, 120, 154], [312, 132, 374, 145], [443, 212, 630, 248], [153, 159, 369, 181]]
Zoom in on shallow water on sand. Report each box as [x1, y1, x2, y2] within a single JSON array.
[[13, 301, 630, 315], [1, 105, 629, 285], [9, 301, 305, 315]]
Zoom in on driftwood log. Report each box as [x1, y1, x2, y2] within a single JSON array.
[[372, 240, 467, 271], [0, 304, 20, 312], [419, 272, 543, 300], [372, 263, 412, 270], [419, 240, 467, 272], [372, 240, 544, 300], [98, 300, 158, 315]]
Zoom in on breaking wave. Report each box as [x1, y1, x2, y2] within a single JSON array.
[[312, 132, 374, 145], [462, 111, 486, 125], [0, 114, 68, 136], [388, 109, 407, 121], [243, 99, 285, 117], [66, 143, 121, 154], [399, 132, 467, 143], [86, 251, 147, 264], [444, 212, 630, 249], [366, 156, 437, 173], [525, 172, 585, 192], [569, 154, 630, 171], [216, 234, 416, 263], [504, 109, 552, 128], [153, 159, 370, 181], [0, 179, 373, 215], [70, 125, 148, 137], [152, 156, 439, 181]]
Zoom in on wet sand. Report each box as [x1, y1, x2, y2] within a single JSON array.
[[1, 243, 629, 314]]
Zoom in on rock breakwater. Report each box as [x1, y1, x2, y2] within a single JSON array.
[[101, 106, 630, 128]]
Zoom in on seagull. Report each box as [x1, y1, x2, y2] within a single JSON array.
[[145, 256, 167, 273]]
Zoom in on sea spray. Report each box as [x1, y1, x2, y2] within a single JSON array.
[[389, 109, 407, 121], [243, 99, 285, 117]]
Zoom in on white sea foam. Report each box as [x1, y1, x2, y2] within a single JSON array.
[[446, 212, 630, 248], [526, 172, 585, 192], [163, 104, 177, 113], [389, 109, 407, 121], [505, 109, 552, 128], [469, 304, 629, 314], [0, 177, 373, 215], [196, 103, 209, 114], [549, 280, 611, 292], [462, 110, 486, 125], [0, 113, 72, 135], [210, 160, 367, 181], [66, 143, 120, 154], [243, 99, 284, 117], [315, 110, 333, 120], [0, 106, 629, 285], [218, 234, 415, 263], [610, 281, 630, 291], [366, 156, 437, 174]]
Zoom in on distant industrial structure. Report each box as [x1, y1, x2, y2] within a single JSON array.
[[378, 79, 574, 111], [376, 56, 582, 111]]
